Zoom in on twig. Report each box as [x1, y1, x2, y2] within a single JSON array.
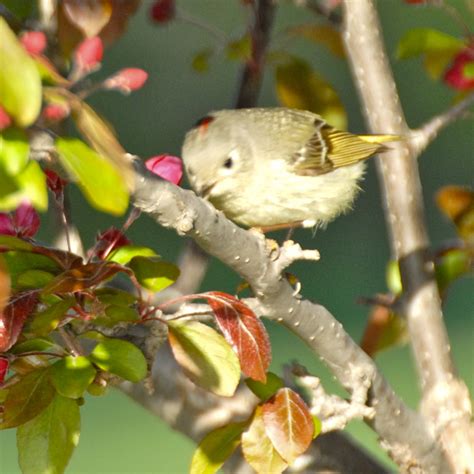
[[410, 93, 474, 156], [131, 165, 448, 472], [342, 0, 474, 471]]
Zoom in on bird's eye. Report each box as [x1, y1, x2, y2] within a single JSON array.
[[223, 157, 233, 169]]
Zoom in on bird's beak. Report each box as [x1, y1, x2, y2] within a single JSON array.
[[200, 181, 217, 199]]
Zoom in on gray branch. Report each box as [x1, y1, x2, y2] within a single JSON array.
[[131, 161, 448, 472], [342, 0, 474, 471]]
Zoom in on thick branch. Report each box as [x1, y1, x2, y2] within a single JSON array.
[[132, 163, 448, 472], [342, 0, 474, 471]]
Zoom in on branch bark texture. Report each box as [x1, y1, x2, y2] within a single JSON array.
[[132, 163, 448, 472], [342, 0, 474, 471]]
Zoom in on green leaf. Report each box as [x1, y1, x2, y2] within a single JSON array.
[[0, 160, 48, 211], [27, 298, 75, 336], [168, 321, 240, 397], [312, 415, 322, 439], [56, 137, 129, 216], [396, 28, 463, 59], [0, 235, 33, 251], [17, 269, 55, 289], [463, 62, 474, 79], [95, 287, 137, 306], [275, 57, 347, 130], [386, 260, 402, 295], [104, 304, 139, 323], [375, 312, 408, 354], [2, 251, 59, 290], [423, 51, 458, 80], [17, 394, 80, 474], [435, 248, 471, 293], [129, 256, 180, 292], [89, 338, 147, 382], [192, 49, 213, 73], [107, 245, 157, 265], [10, 337, 58, 354], [226, 35, 252, 61], [0, 368, 55, 429], [0, 167, 18, 203], [51, 356, 96, 399], [0, 18, 42, 126], [245, 372, 284, 401], [190, 422, 248, 474], [0, 127, 29, 175]]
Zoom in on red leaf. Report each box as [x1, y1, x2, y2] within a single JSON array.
[[206, 291, 271, 382], [0, 357, 8, 383], [94, 227, 131, 259], [145, 155, 183, 185], [0, 292, 39, 352], [74, 36, 103, 75], [0, 214, 15, 236], [150, 0, 175, 23], [262, 388, 314, 464], [104, 68, 148, 93], [20, 31, 47, 56], [0, 105, 12, 130]]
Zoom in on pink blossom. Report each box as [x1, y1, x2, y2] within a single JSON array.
[[74, 36, 104, 75], [0, 203, 40, 238], [150, 0, 175, 23], [104, 68, 149, 93], [0, 358, 8, 383], [20, 31, 47, 56], [444, 47, 474, 91], [42, 103, 70, 122], [45, 169, 68, 198], [145, 155, 183, 185]]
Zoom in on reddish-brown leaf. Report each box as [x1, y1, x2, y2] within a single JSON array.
[[42, 262, 128, 294], [262, 388, 314, 464], [0, 255, 10, 315], [206, 291, 271, 383], [0, 292, 39, 352]]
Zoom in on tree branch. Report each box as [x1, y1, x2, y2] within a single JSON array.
[[131, 162, 448, 472], [342, 0, 474, 471]]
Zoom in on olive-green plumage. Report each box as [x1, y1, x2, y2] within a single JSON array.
[[182, 108, 398, 230]]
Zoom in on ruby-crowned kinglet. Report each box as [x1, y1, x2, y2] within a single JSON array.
[[182, 107, 398, 230]]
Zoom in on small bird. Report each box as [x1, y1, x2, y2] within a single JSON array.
[[182, 107, 398, 231]]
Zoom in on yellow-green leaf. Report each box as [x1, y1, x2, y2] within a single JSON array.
[[17, 394, 80, 474], [190, 422, 248, 474], [129, 256, 179, 292], [242, 406, 288, 474], [0, 18, 42, 126], [51, 356, 96, 399], [168, 321, 240, 397], [0, 127, 29, 175], [287, 24, 345, 58], [275, 57, 347, 130], [56, 137, 129, 215]]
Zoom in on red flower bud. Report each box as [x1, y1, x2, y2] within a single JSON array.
[[444, 47, 474, 91], [45, 169, 68, 198], [20, 31, 47, 56], [42, 103, 70, 122], [0, 105, 12, 130], [145, 155, 183, 185], [74, 36, 104, 75], [95, 227, 131, 259], [0, 358, 9, 384], [104, 68, 149, 93], [150, 0, 175, 23]]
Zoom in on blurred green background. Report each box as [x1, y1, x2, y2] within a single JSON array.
[[1, 1, 473, 472]]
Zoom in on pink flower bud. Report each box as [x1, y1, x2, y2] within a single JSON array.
[[74, 36, 104, 75], [42, 104, 70, 122], [150, 0, 175, 23], [95, 227, 131, 259], [0, 358, 9, 384], [444, 47, 474, 91], [145, 155, 183, 185], [104, 68, 149, 93], [0, 105, 12, 130], [20, 31, 47, 56], [45, 169, 68, 198]]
